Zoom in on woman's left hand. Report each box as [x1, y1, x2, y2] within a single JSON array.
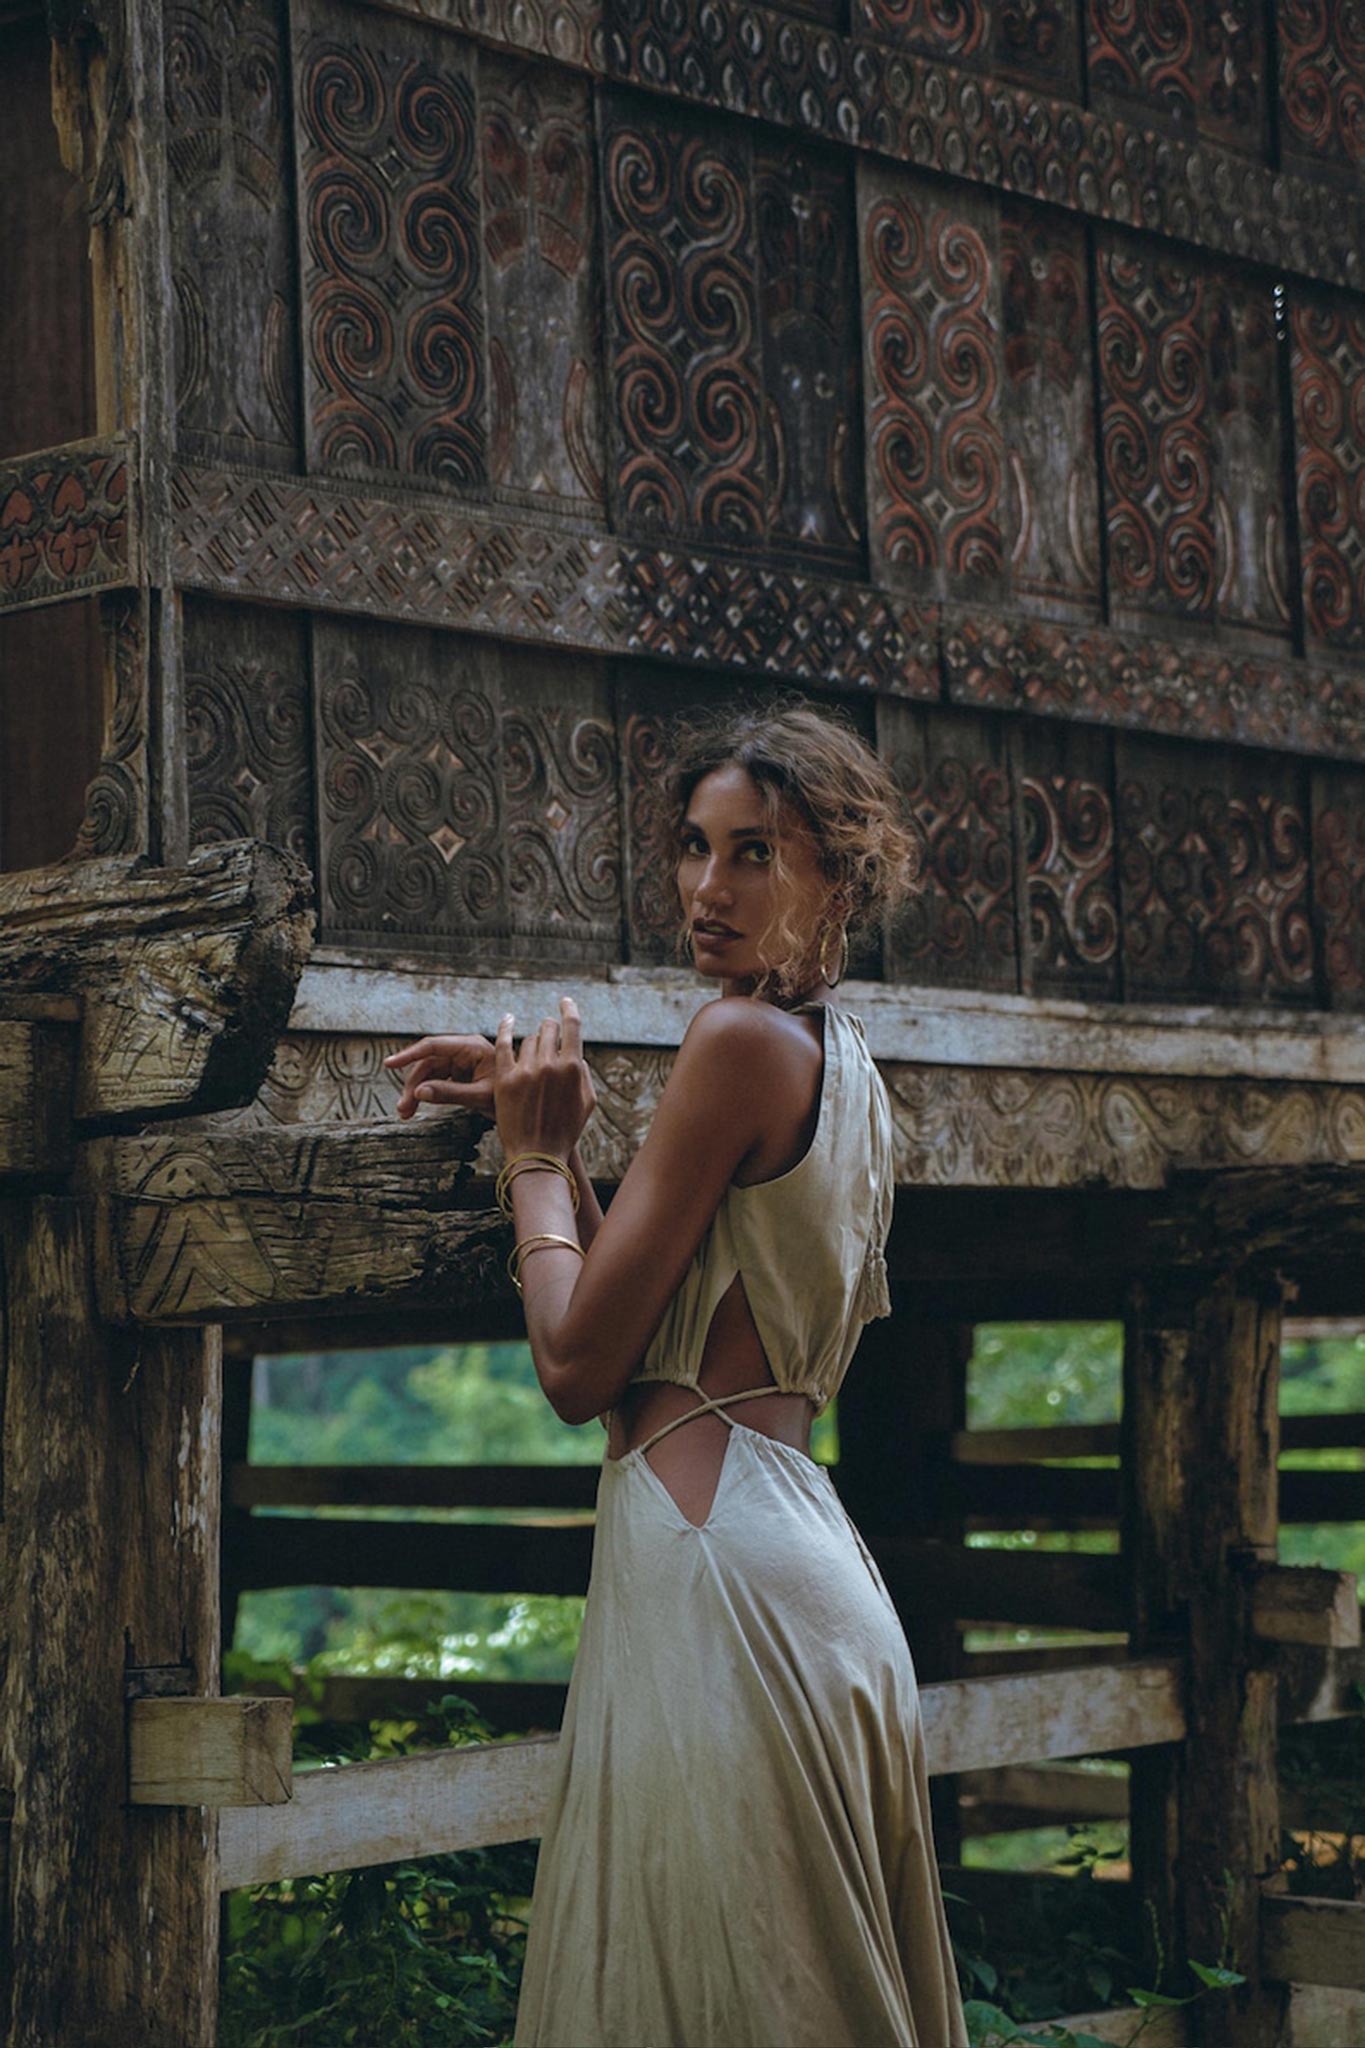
[[494, 996, 597, 1161]]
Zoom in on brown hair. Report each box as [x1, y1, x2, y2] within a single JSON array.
[[661, 695, 922, 1001]]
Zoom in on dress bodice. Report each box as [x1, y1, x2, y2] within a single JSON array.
[[606, 1001, 894, 1424]]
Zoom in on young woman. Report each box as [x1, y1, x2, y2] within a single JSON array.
[[386, 702, 967, 2048]]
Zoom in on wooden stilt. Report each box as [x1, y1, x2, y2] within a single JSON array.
[[0, 1198, 221, 2047]]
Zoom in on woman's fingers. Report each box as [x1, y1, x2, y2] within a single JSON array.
[[560, 994, 582, 1060], [537, 1016, 559, 1063], [495, 1013, 516, 1080]]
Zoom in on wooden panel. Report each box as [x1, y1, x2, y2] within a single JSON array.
[[315, 618, 618, 961], [166, 0, 300, 469], [1207, 270, 1291, 643], [1011, 719, 1119, 1002], [881, 700, 1018, 992], [599, 92, 764, 549], [1278, 3, 1365, 184], [850, 0, 1082, 98], [1264, 1896, 1365, 1992], [1087, 0, 1266, 156], [1290, 290, 1365, 661], [1097, 234, 1216, 633], [1115, 734, 1313, 1005], [754, 140, 863, 571], [184, 598, 313, 869], [293, 0, 485, 489], [862, 164, 1004, 604], [479, 53, 605, 520], [1311, 762, 1365, 1010], [999, 202, 1099, 622], [0, 16, 94, 460]]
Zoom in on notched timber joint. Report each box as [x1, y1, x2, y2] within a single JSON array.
[[127, 1695, 294, 1809], [1252, 1564, 1362, 1650]]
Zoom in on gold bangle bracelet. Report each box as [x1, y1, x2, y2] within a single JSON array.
[[496, 1152, 580, 1217], [507, 1232, 586, 1295]]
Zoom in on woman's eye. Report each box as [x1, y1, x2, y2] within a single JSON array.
[[742, 842, 773, 863], [680, 835, 706, 857]]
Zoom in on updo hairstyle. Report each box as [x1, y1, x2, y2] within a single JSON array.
[[662, 696, 922, 1002]]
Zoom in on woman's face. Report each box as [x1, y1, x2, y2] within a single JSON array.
[[677, 763, 830, 997]]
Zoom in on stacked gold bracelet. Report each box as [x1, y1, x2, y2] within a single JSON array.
[[507, 1233, 585, 1295], [495, 1150, 579, 1217]]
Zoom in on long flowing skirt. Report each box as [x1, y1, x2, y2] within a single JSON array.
[[512, 1419, 969, 2048]]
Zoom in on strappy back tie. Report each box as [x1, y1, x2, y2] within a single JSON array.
[[633, 1386, 791, 1458]]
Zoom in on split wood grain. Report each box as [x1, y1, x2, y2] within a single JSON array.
[[0, 842, 311, 1123]]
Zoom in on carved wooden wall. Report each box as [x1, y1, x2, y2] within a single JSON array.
[[7, 0, 1365, 1012]]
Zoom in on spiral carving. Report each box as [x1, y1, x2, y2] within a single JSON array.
[[1290, 295, 1365, 656], [297, 6, 484, 489]]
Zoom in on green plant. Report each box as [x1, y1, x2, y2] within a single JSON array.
[[218, 1691, 535, 2048]]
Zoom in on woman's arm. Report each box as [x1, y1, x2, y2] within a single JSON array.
[[496, 996, 781, 1426], [567, 1142, 604, 1250]]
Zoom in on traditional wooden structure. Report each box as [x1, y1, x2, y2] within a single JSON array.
[[4, 0, 1365, 2040]]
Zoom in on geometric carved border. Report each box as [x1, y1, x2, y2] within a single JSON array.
[[170, 461, 1365, 762], [599, 0, 1365, 297], [201, 1033, 1365, 1191], [170, 462, 939, 697], [0, 438, 135, 613]]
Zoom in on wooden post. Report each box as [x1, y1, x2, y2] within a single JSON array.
[[0, 1197, 221, 2047], [1123, 1268, 1288, 2046]]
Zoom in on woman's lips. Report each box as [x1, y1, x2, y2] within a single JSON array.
[[694, 925, 739, 943]]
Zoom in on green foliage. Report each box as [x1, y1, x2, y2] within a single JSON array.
[[219, 1694, 535, 2048]]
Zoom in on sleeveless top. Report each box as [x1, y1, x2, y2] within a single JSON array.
[[602, 1001, 895, 1428]]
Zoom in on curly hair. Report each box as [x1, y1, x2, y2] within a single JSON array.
[[660, 695, 922, 1001]]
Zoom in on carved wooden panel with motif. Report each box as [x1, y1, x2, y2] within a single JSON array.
[[314, 619, 617, 963], [292, 0, 486, 489], [1115, 734, 1314, 1006], [862, 164, 1003, 606], [480, 54, 605, 521], [881, 700, 1017, 991], [166, 0, 299, 470], [185, 599, 313, 869]]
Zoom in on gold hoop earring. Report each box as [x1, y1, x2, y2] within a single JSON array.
[[818, 924, 849, 987]]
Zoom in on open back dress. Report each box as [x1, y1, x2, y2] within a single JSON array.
[[512, 1003, 968, 2048]]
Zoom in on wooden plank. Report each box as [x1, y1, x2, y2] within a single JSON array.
[[1253, 1567, 1361, 1649], [0, 843, 311, 1123], [1264, 1898, 1365, 1992], [229, 1463, 602, 1512], [1278, 1647, 1365, 1725], [128, 1696, 293, 1807], [230, 1513, 1123, 1627], [218, 1733, 562, 1889], [958, 1763, 1129, 1836], [218, 1659, 1184, 1887], [1049, 2011, 1186, 2047], [293, 961, 1365, 1086], [0, 1018, 74, 1179], [952, 1423, 1120, 1462], [1287, 1986, 1365, 2046], [950, 1467, 1365, 1529], [920, 1658, 1183, 1777]]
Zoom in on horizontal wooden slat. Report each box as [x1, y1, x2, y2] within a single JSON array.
[[218, 1658, 1183, 1888], [230, 1464, 602, 1512], [1264, 1897, 1365, 1991], [128, 1696, 292, 1808], [953, 1466, 1365, 1529], [952, 1415, 1363, 1466], [1048, 2010, 1186, 2047], [1253, 1567, 1361, 1649], [232, 1515, 1125, 1627]]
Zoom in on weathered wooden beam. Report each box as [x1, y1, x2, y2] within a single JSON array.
[[1277, 1646, 1365, 1725], [128, 1696, 293, 1807], [1264, 1898, 1365, 1992], [1253, 1567, 1361, 1649], [955, 1415, 1365, 1460], [1046, 2010, 1186, 2047], [957, 1762, 1129, 1834], [0, 1017, 76, 1180], [0, 842, 311, 1123], [218, 1658, 1183, 1888], [0, 1198, 222, 2046], [90, 1120, 504, 1324]]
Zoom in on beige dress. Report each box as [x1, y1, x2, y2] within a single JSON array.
[[512, 1005, 968, 2048]]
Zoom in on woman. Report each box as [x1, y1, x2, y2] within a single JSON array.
[[386, 701, 967, 2048]]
